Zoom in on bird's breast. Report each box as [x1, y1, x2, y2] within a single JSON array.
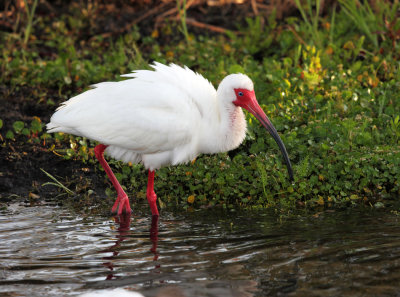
[[198, 107, 247, 155], [228, 107, 247, 150]]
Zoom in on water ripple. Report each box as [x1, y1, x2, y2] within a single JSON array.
[[1, 203, 400, 296]]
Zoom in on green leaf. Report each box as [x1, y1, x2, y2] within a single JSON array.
[[6, 130, 14, 139], [30, 118, 42, 133], [13, 121, 25, 133], [22, 128, 30, 136], [228, 64, 244, 74], [216, 177, 225, 185]]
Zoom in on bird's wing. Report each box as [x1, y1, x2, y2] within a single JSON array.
[[123, 62, 218, 118], [48, 63, 218, 154], [48, 79, 206, 154]]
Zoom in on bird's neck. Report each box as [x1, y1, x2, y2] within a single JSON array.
[[200, 104, 247, 154], [224, 106, 247, 151]]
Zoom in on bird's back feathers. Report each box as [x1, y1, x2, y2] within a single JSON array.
[[47, 63, 220, 169]]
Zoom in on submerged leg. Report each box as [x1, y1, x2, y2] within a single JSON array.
[[94, 144, 132, 215], [147, 170, 159, 216]]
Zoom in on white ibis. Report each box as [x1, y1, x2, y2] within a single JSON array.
[[47, 62, 293, 216]]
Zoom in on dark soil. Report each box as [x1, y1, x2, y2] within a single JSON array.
[[0, 83, 112, 211]]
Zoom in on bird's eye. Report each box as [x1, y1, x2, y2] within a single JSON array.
[[238, 91, 244, 96]]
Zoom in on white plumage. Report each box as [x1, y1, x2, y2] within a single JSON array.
[[48, 62, 248, 170], [47, 62, 292, 216]]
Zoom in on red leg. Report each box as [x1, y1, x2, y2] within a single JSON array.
[[150, 215, 159, 261], [147, 170, 159, 216], [94, 144, 132, 215]]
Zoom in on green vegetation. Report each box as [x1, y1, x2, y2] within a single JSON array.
[[1, 1, 399, 212], [40, 168, 75, 196]]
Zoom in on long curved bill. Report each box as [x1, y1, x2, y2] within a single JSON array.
[[243, 92, 294, 181]]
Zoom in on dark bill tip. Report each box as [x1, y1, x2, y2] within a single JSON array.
[[256, 114, 294, 182]]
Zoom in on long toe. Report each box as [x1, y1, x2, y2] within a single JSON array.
[[111, 196, 121, 214], [118, 196, 132, 215]]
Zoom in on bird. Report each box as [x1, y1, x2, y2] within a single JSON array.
[[47, 62, 293, 216]]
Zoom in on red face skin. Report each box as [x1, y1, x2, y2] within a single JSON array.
[[233, 88, 294, 181]]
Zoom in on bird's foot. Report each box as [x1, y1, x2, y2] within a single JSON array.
[[147, 191, 159, 216], [111, 194, 132, 216]]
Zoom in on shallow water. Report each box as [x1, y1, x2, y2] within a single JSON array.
[[1, 202, 400, 297]]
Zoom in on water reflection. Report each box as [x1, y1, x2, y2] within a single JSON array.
[[99, 214, 160, 282], [99, 214, 133, 280], [149, 215, 160, 270], [1, 204, 400, 296]]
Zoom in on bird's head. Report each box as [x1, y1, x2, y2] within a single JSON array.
[[218, 73, 294, 181]]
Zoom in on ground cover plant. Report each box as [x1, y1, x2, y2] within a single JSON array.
[[1, 0, 399, 214]]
